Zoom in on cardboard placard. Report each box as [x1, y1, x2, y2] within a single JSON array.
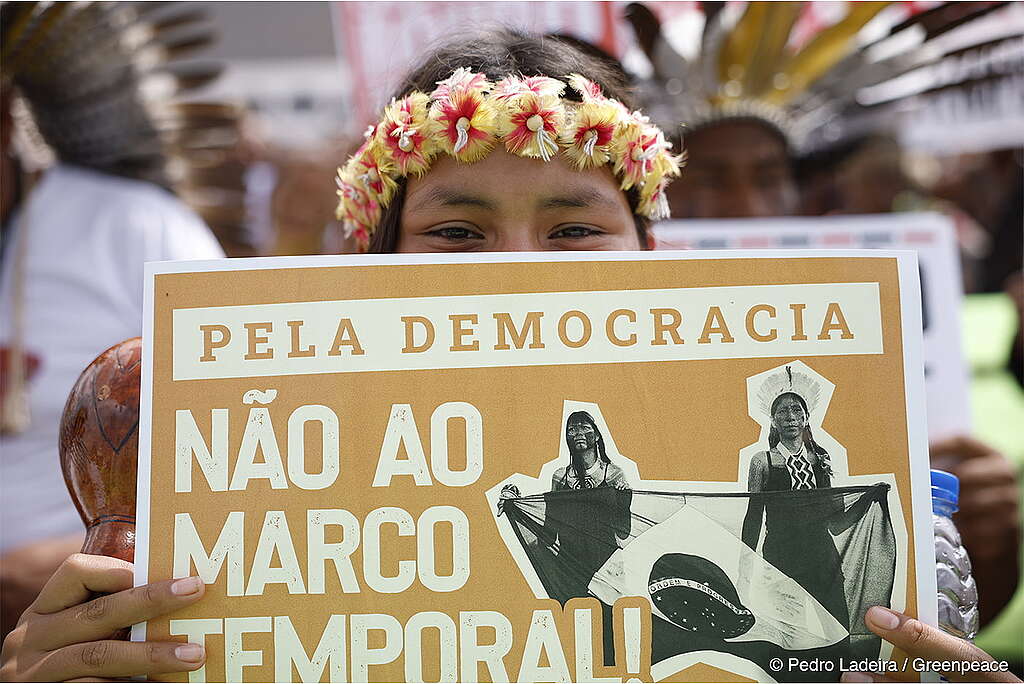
[[135, 251, 935, 683]]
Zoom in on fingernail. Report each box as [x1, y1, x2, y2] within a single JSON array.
[[171, 577, 203, 596], [840, 673, 873, 683], [866, 605, 900, 630], [176, 643, 204, 663]]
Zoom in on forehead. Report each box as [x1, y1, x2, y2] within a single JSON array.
[[404, 148, 629, 211], [775, 395, 804, 408], [685, 121, 789, 168]]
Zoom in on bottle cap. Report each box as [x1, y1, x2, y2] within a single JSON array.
[[931, 469, 959, 506]]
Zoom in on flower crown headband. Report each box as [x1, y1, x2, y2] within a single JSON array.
[[335, 68, 685, 250]]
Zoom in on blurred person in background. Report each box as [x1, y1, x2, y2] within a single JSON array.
[[626, 1, 1023, 654], [827, 135, 992, 294], [933, 148, 1024, 296], [665, 118, 797, 219], [623, 3, 800, 220], [268, 145, 347, 255], [931, 149, 1024, 664], [0, 3, 230, 637], [812, 128, 1024, 682]]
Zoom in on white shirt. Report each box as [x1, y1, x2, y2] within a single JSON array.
[[0, 165, 224, 552]]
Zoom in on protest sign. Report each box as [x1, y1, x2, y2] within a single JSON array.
[[134, 251, 935, 683], [655, 213, 971, 440]]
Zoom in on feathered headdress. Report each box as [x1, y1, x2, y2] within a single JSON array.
[[0, 2, 245, 435], [1, 1, 249, 250], [625, 2, 1022, 152], [755, 365, 822, 418]]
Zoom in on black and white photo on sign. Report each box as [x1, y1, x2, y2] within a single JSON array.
[[490, 361, 908, 682], [551, 410, 631, 492]]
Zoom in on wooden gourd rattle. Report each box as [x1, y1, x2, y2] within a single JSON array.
[[59, 337, 142, 564]]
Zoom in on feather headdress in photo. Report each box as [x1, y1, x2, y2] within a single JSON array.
[[756, 365, 822, 419]]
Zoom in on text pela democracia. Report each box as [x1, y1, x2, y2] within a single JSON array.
[[196, 302, 855, 362]]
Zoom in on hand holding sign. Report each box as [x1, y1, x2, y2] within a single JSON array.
[[839, 607, 1020, 683], [0, 555, 205, 682]]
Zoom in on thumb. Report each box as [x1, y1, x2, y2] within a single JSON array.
[[863, 607, 1017, 683]]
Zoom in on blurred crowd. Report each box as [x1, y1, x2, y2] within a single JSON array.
[[0, 1, 1022, 681]]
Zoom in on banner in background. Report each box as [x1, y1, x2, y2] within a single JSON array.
[[334, 2, 618, 125], [134, 251, 934, 682]]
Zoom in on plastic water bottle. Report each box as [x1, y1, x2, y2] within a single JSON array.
[[932, 469, 980, 640]]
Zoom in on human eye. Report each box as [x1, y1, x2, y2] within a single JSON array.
[[549, 224, 605, 240], [424, 224, 485, 242]]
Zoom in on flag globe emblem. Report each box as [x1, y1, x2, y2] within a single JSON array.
[[648, 553, 755, 639]]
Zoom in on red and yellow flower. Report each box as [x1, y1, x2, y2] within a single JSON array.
[[335, 166, 380, 250], [492, 75, 565, 101], [430, 67, 490, 100], [610, 115, 672, 190], [350, 140, 397, 205], [638, 179, 671, 221], [502, 93, 565, 161], [561, 99, 620, 169], [377, 92, 437, 177], [430, 88, 500, 162]]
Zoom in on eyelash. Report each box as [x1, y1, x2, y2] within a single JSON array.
[[424, 224, 606, 242], [425, 225, 485, 241], [550, 225, 603, 240]]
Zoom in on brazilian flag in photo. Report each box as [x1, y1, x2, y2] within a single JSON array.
[[501, 485, 896, 683]]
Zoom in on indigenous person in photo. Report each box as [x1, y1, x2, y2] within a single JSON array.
[[552, 411, 630, 492], [547, 410, 633, 666], [741, 365, 848, 632], [740, 366, 857, 667], [543, 410, 632, 600]]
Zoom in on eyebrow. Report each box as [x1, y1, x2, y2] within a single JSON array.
[[409, 187, 497, 211], [408, 185, 622, 212], [538, 187, 621, 210]]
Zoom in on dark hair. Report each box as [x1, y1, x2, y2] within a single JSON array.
[[767, 392, 829, 463], [368, 28, 651, 253], [565, 410, 609, 485]]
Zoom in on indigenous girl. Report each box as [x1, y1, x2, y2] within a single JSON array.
[[338, 28, 680, 254], [741, 367, 849, 626], [1, 29, 1013, 684], [552, 410, 630, 491], [547, 410, 632, 665]]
